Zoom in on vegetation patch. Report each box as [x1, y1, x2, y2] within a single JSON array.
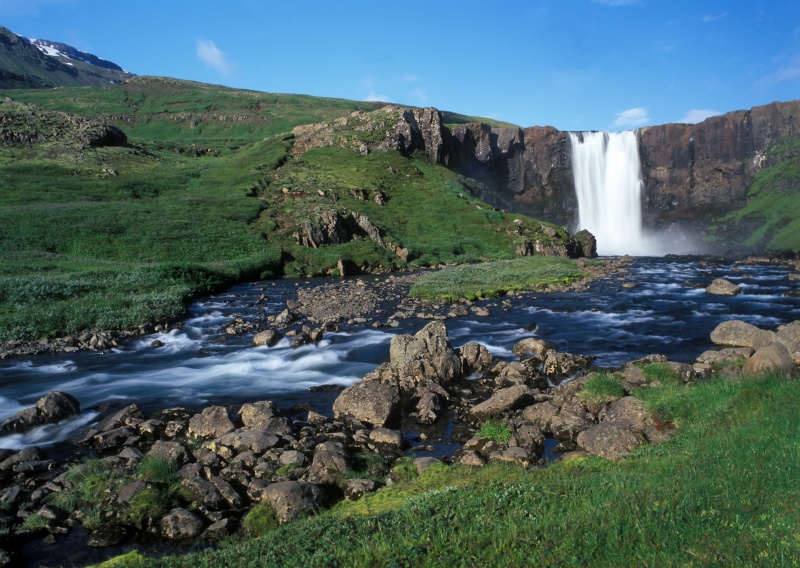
[[640, 362, 682, 384], [409, 256, 589, 302], [110, 372, 800, 567], [242, 503, 280, 537], [577, 373, 626, 406], [477, 419, 512, 443]]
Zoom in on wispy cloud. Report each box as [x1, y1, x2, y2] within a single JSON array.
[[613, 107, 650, 128], [700, 12, 728, 23], [678, 109, 722, 123], [360, 77, 389, 102], [755, 54, 800, 90], [592, 0, 638, 6], [196, 40, 235, 77]]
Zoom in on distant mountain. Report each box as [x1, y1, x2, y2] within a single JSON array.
[[0, 25, 133, 89]]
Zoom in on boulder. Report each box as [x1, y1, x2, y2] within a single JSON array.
[[576, 423, 646, 459], [144, 440, 192, 467], [512, 337, 557, 358], [414, 457, 442, 475], [742, 342, 794, 377], [510, 424, 545, 457], [389, 321, 462, 391], [253, 330, 282, 347], [160, 508, 205, 540], [307, 441, 352, 485], [710, 320, 770, 348], [470, 386, 533, 421], [0, 392, 80, 435], [369, 428, 406, 450], [776, 321, 800, 363], [188, 406, 235, 439], [705, 278, 741, 296], [258, 481, 327, 524], [238, 401, 285, 432], [459, 342, 493, 375], [413, 388, 443, 425], [181, 476, 225, 510], [333, 380, 400, 427]]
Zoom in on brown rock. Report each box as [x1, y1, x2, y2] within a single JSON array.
[[706, 279, 741, 296], [742, 342, 794, 377]]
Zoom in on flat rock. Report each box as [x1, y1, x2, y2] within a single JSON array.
[[577, 423, 645, 459]]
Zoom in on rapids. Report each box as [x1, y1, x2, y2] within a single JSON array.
[[0, 257, 797, 450]]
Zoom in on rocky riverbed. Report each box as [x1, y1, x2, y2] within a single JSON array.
[[0, 256, 797, 566]]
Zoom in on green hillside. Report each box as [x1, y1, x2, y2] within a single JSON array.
[[705, 136, 800, 252], [0, 82, 567, 340]]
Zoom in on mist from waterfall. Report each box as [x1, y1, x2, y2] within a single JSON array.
[[569, 131, 656, 256]]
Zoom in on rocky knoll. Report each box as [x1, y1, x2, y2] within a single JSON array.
[[0, 98, 127, 149]]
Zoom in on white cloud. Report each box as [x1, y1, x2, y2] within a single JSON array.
[[678, 109, 722, 124], [360, 77, 389, 102], [613, 107, 650, 128], [196, 40, 234, 77], [701, 12, 728, 23]]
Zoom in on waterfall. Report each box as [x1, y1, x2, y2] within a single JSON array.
[[569, 131, 649, 256]]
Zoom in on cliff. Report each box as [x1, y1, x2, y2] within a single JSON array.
[[433, 100, 800, 252]]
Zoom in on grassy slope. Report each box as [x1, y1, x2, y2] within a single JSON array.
[[707, 136, 800, 252], [0, 82, 565, 339], [104, 372, 800, 567]]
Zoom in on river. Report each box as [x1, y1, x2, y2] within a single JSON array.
[[0, 257, 797, 451]]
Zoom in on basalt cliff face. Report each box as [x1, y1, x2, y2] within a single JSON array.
[[402, 100, 799, 249]]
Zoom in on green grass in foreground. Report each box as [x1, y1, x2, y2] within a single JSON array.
[[409, 256, 590, 302], [107, 372, 800, 567]]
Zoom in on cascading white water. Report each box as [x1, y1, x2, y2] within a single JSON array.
[[569, 130, 649, 256]]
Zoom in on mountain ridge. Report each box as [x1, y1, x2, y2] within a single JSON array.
[[0, 25, 133, 89]]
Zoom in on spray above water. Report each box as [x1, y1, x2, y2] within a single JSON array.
[[569, 131, 657, 256]]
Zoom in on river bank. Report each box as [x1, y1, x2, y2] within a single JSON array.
[[0, 256, 797, 566]]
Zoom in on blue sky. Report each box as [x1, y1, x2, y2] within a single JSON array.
[[2, 0, 799, 131]]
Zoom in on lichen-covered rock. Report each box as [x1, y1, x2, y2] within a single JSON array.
[[160, 508, 205, 540], [187, 406, 235, 439], [213, 430, 281, 454], [145, 440, 192, 467], [710, 320, 770, 347], [576, 423, 646, 459], [307, 441, 351, 485], [344, 478, 379, 501], [332, 380, 400, 427], [488, 447, 533, 467], [258, 481, 327, 524]]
